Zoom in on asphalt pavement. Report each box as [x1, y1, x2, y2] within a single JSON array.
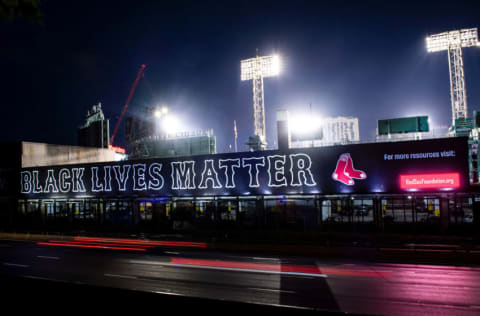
[[1, 235, 480, 315]]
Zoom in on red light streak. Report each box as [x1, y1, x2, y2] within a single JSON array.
[[37, 242, 147, 251], [400, 173, 460, 190], [73, 237, 207, 248], [47, 240, 155, 248]]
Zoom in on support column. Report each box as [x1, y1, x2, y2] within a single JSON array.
[[473, 196, 480, 228], [373, 197, 383, 232], [440, 196, 449, 233]]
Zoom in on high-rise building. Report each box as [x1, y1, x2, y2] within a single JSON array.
[[321, 116, 360, 145], [78, 103, 110, 148]]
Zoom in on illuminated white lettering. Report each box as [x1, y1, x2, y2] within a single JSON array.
[[133, 164, 147, 191], [290, 154, 316, 186], [59, 168, 71, 193], [148, 163, 164, 190], [242, 157, 265, 188], [171, 161, 196, 190], [72, 168, 86, 192], [113, 165, 131, 191], [267, 155, 287, 187], [91, 167, 104, 192], [32, 170, 43, 193], [219, 159, 240, 189], [104, 166, 112, 191], [199, 159, 222, 189], [44, 169, 59, 193], [20, 171, 32, 194]]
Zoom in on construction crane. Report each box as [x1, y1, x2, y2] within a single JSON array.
[[109, 64, 146, 147]]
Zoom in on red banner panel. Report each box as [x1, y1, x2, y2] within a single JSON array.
[[400, 173, 460, 190]]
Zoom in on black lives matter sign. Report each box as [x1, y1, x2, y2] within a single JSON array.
[[19, 137, 469, 198]]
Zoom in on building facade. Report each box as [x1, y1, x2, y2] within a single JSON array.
[[5, 137, 477, 235], [78, 103, 110, 148]]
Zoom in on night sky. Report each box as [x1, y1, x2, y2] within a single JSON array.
[[2, 0, 480, 152]]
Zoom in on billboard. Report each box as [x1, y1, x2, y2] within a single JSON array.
[[19, 137, 469, 199], [378, 116, 429, 135]]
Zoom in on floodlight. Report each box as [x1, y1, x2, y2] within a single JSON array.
[[161, 114, 181, 134], [241, 55, 281, 81], [426, 28, 479, 125], [154, 106, 169, 119], [240, 54, 281, 150], [426, 28, 478, 53], [289, 115, 322, 135]]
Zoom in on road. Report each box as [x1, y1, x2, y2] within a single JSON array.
[[1, 237, 480, 315]]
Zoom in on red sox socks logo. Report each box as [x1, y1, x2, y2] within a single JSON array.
[[332, 153, 366, 185]]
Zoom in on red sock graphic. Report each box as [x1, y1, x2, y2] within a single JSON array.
[[344, 154, 366, 179], [332, 154, 354, 185]]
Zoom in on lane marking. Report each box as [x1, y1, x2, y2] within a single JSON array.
[[104, 273, 138, 280], [164, 251, 180, 255], [130, 258, 326, 278], [252, 257, 280, 261], [154, 291, 183, 296], [37, 256, 60, 260], [128, 259, 326, 277], [23, 275, 60, 282], [3, 262, 29, 268], [129, 259, 166, 266], [166, 262, 327, 278], [247, 287, 296, 294]]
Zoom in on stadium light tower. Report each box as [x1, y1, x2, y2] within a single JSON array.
[[241, 54, 280, 150], [426, 28, 479, 127]]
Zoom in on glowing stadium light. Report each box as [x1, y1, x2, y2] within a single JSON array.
[[154, 106, 169, 118], [426, 28, 478, 52], [160, 114, 181, 134], [240, 55, 281, 81], [241, 54, 281, 150], [289, 115, 323, 135], [426, 28, 479, 125]]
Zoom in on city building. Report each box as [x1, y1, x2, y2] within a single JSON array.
[[0, 141, 123, 230], [321, 116, 360, 145], [290, 116, 359, 148], [78, 103, 110, 148]]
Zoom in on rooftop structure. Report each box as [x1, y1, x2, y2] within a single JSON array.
[[78, 103, 110, 148]]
